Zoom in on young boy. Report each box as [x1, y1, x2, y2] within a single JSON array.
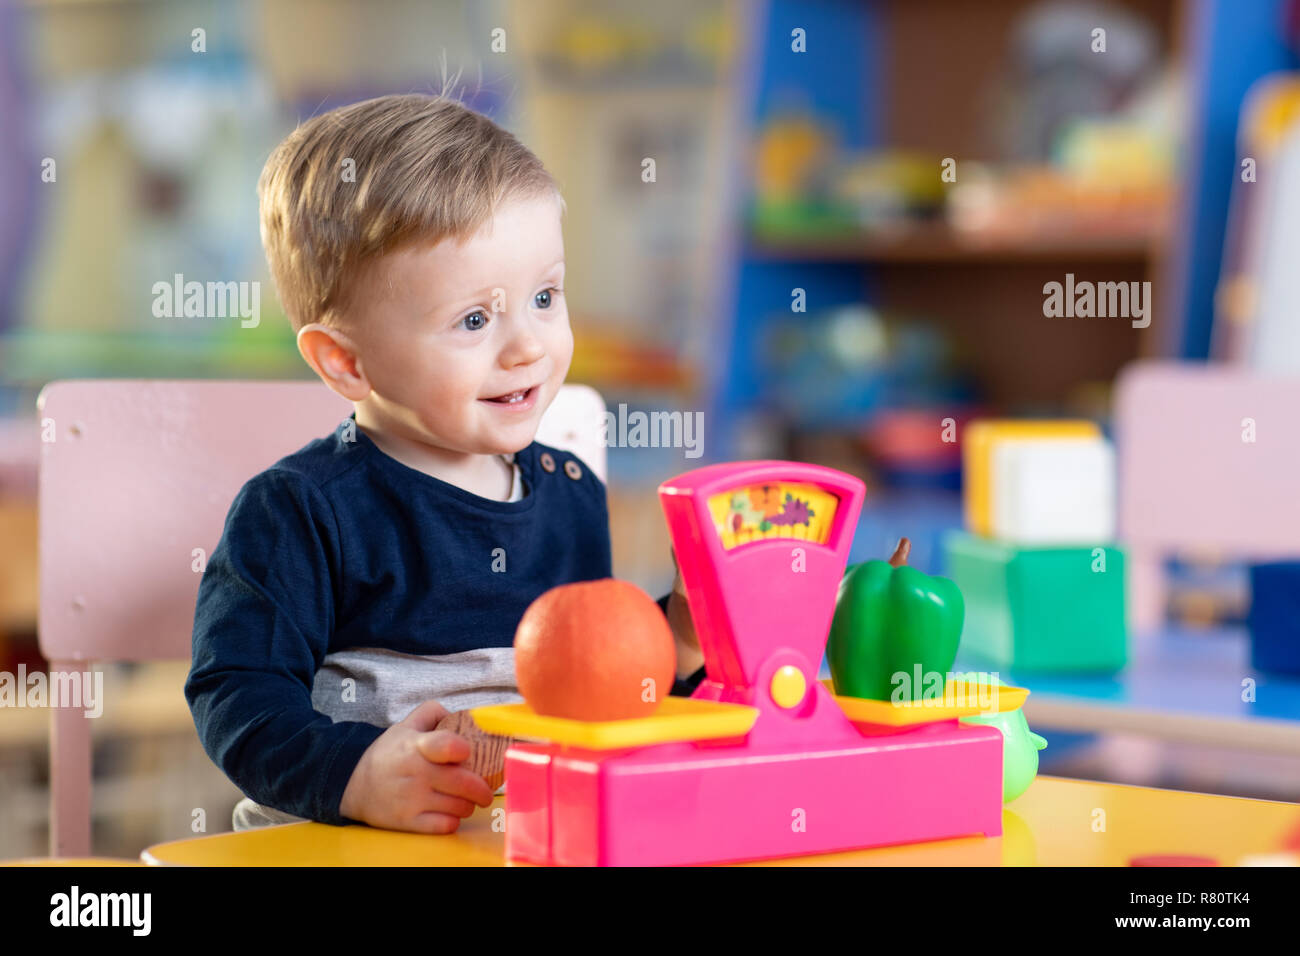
[[185, 93, 705, 835]]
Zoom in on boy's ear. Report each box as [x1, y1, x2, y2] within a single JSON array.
[[297, 323, 370, 401]]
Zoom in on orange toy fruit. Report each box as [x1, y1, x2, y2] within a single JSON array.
[[514, 579, 677, 721]]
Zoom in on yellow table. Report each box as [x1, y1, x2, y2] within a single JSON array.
[[141, 776, 1300, 866], [3, 858, 146, 866]]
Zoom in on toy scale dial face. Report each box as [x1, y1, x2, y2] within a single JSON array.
[[706, 482, 840, 550]]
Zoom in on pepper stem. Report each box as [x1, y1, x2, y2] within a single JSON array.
[[888, 537, 912, 568]]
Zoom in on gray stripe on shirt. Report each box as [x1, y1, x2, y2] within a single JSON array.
[[233, 645, 521, 829]]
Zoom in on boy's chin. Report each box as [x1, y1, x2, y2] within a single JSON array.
[[482, 429, 539, 456]]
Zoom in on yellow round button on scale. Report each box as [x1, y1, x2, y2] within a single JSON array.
[[770, 665, 806, 708]]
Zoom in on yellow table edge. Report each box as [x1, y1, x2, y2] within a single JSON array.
[[137, 776, 1300, 867], [469, 696, 759, 749], [2, 858, 146, 867]]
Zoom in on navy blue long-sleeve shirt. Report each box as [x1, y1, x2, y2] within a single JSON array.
[[186, 415, 704, 826]]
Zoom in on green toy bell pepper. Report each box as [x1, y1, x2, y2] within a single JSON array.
[[827, 538, 965, 701]]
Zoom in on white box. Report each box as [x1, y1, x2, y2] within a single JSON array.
[[991, 437, 1115, 544]]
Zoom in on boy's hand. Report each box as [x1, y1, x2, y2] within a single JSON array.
[[667, 547, 703, 678], [339, 699, 495, 834], [432, 709, 517, 789]]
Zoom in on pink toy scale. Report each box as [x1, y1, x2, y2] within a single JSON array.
[[501, 461, 1004, 866]]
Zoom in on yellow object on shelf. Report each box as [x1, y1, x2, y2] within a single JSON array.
[[963, 420, 1100, 535], [755, 113, 832, 202], [823, 679, 1030, 727], [1242, 75, 1300, 155], [468, 697, 758, 750]]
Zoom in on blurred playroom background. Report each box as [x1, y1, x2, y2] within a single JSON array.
[[3, 0, 1300, 858]]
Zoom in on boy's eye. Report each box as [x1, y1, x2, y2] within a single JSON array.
[[534, 287, 562, 310], [460, 311, 488, 331]]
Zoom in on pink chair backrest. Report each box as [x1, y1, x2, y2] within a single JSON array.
[[37, 379, 607, 664], [1114, 361, 1300, 631], [35, 378, 605, 857], [38, 381, 353, 663]]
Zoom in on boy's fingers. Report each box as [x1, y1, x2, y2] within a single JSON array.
[[416, 729, 470, 765], [423, 763, 496, 808], [421, 791, 479, 820], [408, 811, 463, 835], [401, 699, 450, 732]]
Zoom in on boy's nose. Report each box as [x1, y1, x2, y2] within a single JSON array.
[[499, 317, 547, 367]]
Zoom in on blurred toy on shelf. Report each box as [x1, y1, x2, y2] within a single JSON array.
[[945, 419, 1127, 673], [993, 0, 1164, 162], [752, 116, 950, 241], [750, 67, 1173, 248], [961, 420, 1101, 538], [946, 162, 1170, 242], [859, 408, 969, 492], [1248, 561, 1300, 676], [945, 532, 1127, 672], [750, 109, 855, 239], [826, 151, 947, 231], [1213, 73, 1300, 374], [759, 304, 888, 428], [990, 436, 1115, 545], [534, 6, 733, 87], [758, 303, 970, 427], [1162, 553, 1249, 629], [956, 0, 1176, 242], [567, 324, 693, 391]]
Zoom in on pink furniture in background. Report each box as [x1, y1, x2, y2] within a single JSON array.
[[1115, 361, 1300, 635], [36, 379, 605, 857]]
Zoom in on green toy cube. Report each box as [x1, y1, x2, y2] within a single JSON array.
[[942, 531, 1127, 672]]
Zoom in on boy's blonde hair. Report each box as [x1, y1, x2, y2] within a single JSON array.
[[258, 93, 562, 331]]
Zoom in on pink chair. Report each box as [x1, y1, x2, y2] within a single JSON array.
[[1115, 361, 1300, 634], [36, 379, 606, 856]]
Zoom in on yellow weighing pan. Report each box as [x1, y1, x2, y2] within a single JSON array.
[[824, 679, 1029, 727], [469, 697, 759, 751], [470, 680, 1028, 748]]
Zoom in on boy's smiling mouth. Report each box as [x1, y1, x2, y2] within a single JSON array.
[[481, 384, 539, 410]]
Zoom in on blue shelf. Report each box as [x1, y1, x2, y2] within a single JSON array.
[[713, 0, 1300, 458], [1169, 0, 1298, 359]]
